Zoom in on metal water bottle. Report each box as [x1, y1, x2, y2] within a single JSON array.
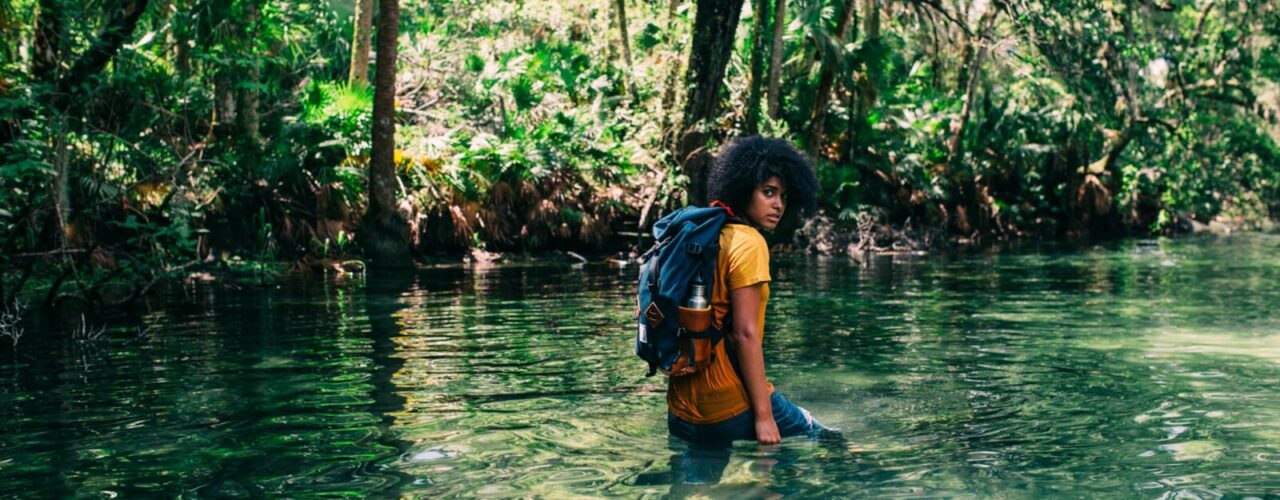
[[673, 274, 714, 373], [685, 276, 709, 310]]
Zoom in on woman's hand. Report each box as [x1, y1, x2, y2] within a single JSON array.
[[755, 415, 781, 444]]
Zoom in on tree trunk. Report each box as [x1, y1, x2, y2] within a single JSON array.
[[805, 0, 857, 155], [349, 0, 374, 86], [858, 0, 878, 111], [236, 1, 261, 145], [744, 0, 769, 134], [660, 0, 684, 139], [31, 0, 62, 82], [214, 72, 237, 141], [40, 0, 149, 249], [615, 0, 638, 102], [678, 0, 746, 206], [842, 80, 856, 163], [945, 8, 996, 235], [946, 9, 995, 168], [862, 0, 879, 39], [236, 76, 260, 145], [765, 0, 786, 121], [1113, 0, 1140, 175], [173, 10, 190, 76], [953, 22, 976, 89], [362, 0, 412, 269], [1084, 0, 1139, 233], [155, 0, 188, 77], [0, 5, 13, 65], [49, 115, 70, 249]]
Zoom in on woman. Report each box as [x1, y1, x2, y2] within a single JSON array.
[[666, 136, 824, 448]]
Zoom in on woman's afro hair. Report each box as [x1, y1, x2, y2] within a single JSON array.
[[706, 135, 819, 220]]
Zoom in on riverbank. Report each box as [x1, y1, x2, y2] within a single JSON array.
[[3, 208, 1275, 314]]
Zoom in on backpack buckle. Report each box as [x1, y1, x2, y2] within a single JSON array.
[[686, 243, 703, 256]]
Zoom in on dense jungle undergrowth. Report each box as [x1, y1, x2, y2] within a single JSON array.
[[1, 0, 1278, 308]]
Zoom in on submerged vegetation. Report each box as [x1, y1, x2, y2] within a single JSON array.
[[0, 0, 1277, 301]]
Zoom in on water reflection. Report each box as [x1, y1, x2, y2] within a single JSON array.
[[0, 235, 1277, 496], [382, 264, 662, 496], [362, 270, 415, 494]]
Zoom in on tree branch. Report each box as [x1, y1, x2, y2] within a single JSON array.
[[1190, 0, 1217, 48], [1136, 116, 1178, 135], [908, 0, 972, 38], [53, 0, 150, 108]]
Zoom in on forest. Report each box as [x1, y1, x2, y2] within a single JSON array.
[[1, 0, 1277, 305]]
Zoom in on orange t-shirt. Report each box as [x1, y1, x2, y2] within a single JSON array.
[[667, 223, 772, 424]]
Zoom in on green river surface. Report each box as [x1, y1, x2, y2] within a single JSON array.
[[2, 235, 1278, 498]]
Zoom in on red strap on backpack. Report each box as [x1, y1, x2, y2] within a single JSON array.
[[709, 200, 736, 218]]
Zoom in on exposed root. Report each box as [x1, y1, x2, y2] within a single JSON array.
[[0, 300, 26, 348], [793, 210, 947, 260]]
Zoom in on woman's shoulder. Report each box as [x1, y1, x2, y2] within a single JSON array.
[[719, 224, 767, 254]]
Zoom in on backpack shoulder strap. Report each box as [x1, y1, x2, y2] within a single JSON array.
[[707, 209, 751, 384]]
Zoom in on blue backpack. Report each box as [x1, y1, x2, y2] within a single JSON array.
[[634, 205, 737, 377]]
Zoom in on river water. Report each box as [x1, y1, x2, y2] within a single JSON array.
[[1, 235, 1278, 497]]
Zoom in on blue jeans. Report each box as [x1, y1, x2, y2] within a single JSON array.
[[667, 391, 822, 448]]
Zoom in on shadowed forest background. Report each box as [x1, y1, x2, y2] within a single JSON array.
[[1, 0, 1277, 305]]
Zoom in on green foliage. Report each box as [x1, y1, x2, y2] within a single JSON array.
[[768, 0, 1280, 238], [113, 212, 199, 272], [2, 0, 1277, 288], [636, 22, 665, 51], [302, 80, 374, 157], [311, 229, 353, 259], [386, 3, 658, 250], [816, 157, 861, 210]]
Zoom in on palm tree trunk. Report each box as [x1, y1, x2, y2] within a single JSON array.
[[362, 0, 412, 269]]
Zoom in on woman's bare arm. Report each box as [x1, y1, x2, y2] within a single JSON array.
[[729, 283, 779, 444]]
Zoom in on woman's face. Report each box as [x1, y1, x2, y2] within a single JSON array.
[[745, 176, 787, 230]]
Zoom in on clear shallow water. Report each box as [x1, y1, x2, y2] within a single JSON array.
[[2, 235, 1278, 497]]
